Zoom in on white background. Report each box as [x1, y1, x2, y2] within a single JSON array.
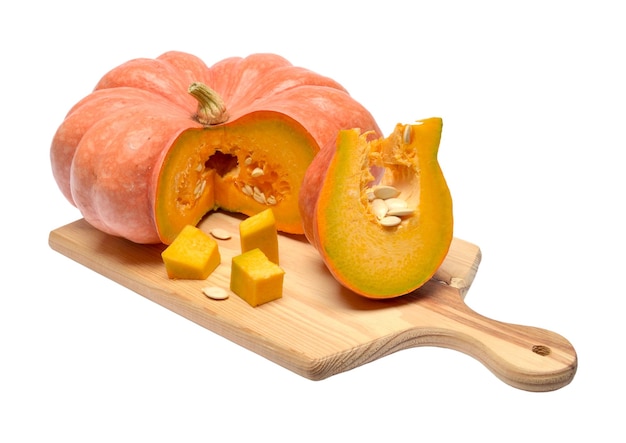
[[2, 1, 624, 441]]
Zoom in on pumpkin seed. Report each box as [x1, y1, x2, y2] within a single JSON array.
[[253, 187, 267, 204], [386, 207, 414, 217], [193, 180, 206, 200], [266, 195, 277, 205], [242, 184, 253, 196], [403, 125, 411, 144], [379, 215, 402, 227], [373, 185, 400, 200], [371, 198, 388, 220], [251, 167, 264, 177], [202, 286, 229, 300], [384, 197, 408, 211], [210, 228, 232, 240], [244, 156, 253, 165]]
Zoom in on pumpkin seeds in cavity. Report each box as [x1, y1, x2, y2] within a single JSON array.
[[242, 184, 253, 196], [202, 286, 229, 300], [251, 167, 264, 177], [253, 187, 267, 204], [193, 180, 206, 200], [210, 228, 232, 240], [373, 185, 400, 200], [243, 183, 274, 205], [379, 215, 402, 227], [366, 184, 414, 226]]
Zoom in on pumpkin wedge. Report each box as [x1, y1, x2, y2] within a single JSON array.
[[299, 118, 453, 298], [50, 51, 380, 244]]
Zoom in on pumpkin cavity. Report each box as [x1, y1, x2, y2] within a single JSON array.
[[205, 151, 238, 177], [175, 145, 292, 215], [361, 126, 421, 229], [234, 155, 288, 207]]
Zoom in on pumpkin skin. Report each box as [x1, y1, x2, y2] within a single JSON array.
[[298, 118, 453, 298], [50, 51, 380, 244]]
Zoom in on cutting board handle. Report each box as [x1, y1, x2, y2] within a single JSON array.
[[413, 282, 578, 391]]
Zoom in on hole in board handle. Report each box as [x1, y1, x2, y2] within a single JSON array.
[[532, 345, 551, 356]]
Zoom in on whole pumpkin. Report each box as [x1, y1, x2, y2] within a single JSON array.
[[50, 51, 381, 244]]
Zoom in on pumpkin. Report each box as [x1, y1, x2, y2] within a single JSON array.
[[50, 51, 380, 244], [239, 208, 279, 265], [161, 224, 221, 280], [298, 118, 453, 298], [230, 248, 285, 307]]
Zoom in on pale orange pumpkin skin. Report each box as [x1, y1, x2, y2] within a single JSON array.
[[50, 51, 380, 243]]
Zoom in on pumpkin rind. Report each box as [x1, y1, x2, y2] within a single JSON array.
[[50, 51, 380, 244]]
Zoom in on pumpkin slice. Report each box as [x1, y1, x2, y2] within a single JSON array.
[[238, 209, 279, 265], [161, 224, 221, 280], [230, 248, 285, 307], [299, 118, 453, 298]]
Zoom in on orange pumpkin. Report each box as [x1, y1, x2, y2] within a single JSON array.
[[50, 51, 380, 243]]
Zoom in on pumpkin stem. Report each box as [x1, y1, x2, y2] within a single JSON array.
[[188, 82, 229, 125]]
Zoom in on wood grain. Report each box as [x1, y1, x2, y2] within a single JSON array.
[[48, 212, 577, 391]]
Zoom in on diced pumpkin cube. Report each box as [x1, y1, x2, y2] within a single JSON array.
[[230, 248, 285, 307], [239, 208, 279, 264], [161, 225, 221, 279]]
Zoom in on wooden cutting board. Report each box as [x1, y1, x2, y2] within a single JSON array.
[[48, 212, 577, 391]]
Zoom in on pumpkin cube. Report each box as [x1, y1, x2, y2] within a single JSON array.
[[230, 248, 285, 307], [239, 208, 279, 264], [161, 225, 221, 279]]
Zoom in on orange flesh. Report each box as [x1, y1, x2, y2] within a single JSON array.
[[316, 118, 453, 298], [155, 111, 318, 244]]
